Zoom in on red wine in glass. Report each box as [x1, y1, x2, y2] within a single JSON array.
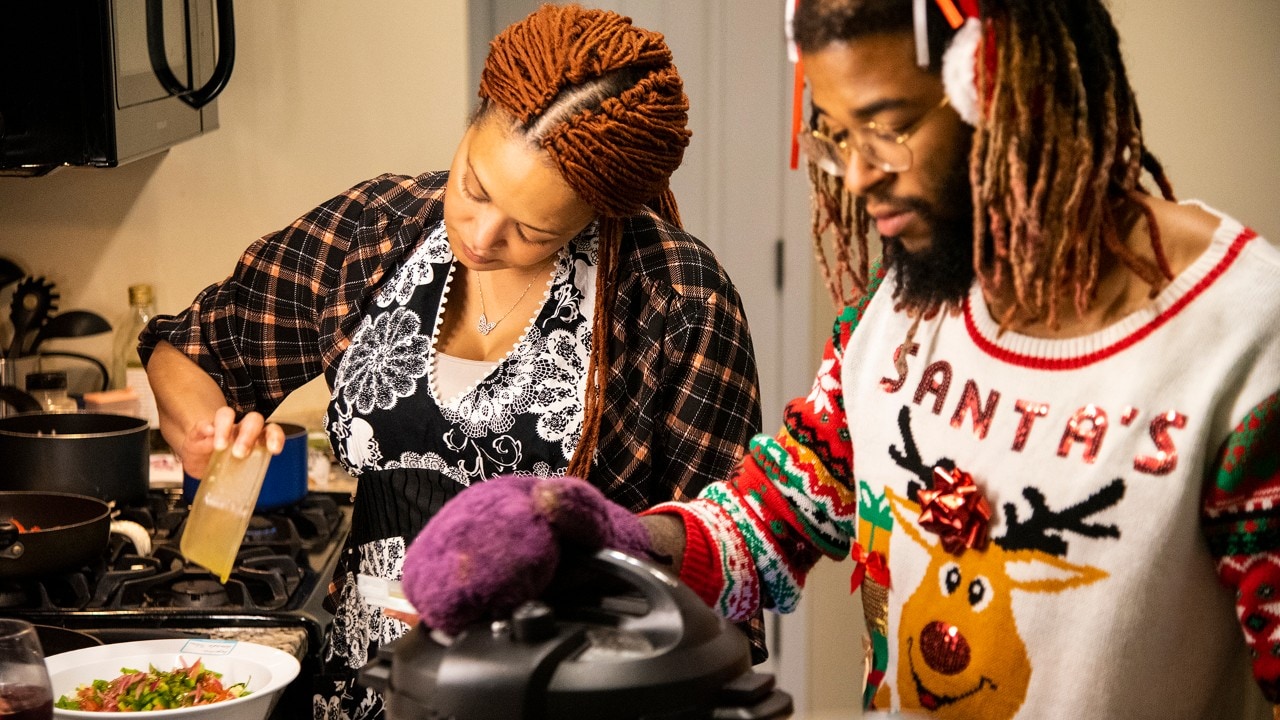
[[0, 620, 53, 720], [0, 683, 53, 720]]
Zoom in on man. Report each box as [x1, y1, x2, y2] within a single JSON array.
[[405, 0, 1279, 717]]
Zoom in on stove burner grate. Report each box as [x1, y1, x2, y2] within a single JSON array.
[[0, 491, 345, 615], [168, 578, 232, 608]]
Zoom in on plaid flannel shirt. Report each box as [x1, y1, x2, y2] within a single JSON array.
[[138, 170, 762, 508]]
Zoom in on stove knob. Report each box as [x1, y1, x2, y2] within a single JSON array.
[[511, 600, 556, 643]]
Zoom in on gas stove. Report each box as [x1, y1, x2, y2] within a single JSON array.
[[3, 488, 352, 717]]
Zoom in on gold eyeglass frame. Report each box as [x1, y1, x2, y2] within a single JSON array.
[[800, 96, 952, 176]]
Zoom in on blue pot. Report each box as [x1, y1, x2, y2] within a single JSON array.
[[182, 422, 309, 511]]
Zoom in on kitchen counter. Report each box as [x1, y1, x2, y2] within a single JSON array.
[[196, 626, 309, 661], [311, 462, 357, 498], [189, 626, 314, 720]]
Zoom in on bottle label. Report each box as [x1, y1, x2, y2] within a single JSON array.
[[125, 366, 161, 428]]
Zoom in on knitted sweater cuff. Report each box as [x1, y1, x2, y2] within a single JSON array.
[[643, 503, 723, 608], [645, 498, 761, 621]]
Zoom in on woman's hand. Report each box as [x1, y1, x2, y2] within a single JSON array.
[[178, 406, 286, 479], [146, 342, 285, 478], [383, 609, 420, 626]]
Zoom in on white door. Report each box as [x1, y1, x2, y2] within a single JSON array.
[[469, 0, 820, 710]]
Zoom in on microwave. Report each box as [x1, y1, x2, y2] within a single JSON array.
[[0, 0, 235, 177]]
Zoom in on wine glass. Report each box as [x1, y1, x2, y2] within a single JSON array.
[[0, 620, 53, 720]]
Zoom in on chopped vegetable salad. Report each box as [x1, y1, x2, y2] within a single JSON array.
[[54, 657, 250, 712]]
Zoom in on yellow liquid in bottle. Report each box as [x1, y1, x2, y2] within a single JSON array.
[[179, 445, 271, 583]]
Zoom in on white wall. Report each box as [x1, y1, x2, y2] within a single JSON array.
[[1111, 0, 1280, 240], [0, 1, 470, 418]]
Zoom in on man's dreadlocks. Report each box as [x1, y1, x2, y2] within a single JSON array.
[[794, 0, 1176, 328]]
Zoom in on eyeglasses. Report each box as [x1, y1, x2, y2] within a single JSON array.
[[798, 96, 951, 177]]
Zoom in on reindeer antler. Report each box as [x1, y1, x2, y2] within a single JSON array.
[[888, 407, 1124, 557], [999, 478, 1126, 555], [889, 407, 955, 503]]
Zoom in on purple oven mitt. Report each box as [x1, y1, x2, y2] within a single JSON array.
[[401, 475, 651, 636]]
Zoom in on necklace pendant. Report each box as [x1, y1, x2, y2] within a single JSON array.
[[477, 313, 496, 335]]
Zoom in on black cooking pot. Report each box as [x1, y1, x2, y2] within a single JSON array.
[[0, 491, 111, 578], [33, 625, 103, 656], [359, 550, 793, 720], [0, 412, 149, 505]]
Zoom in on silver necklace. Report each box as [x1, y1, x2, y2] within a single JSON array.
[[475, 263, 549, 335]]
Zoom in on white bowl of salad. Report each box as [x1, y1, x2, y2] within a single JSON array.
[[45, 638, 300, 719]]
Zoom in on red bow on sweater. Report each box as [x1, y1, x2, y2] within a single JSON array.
[[918, 465, 992, 555], [850, 543, 890, 592]]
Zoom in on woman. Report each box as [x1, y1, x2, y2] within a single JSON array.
[[139, 5, 764, 718]]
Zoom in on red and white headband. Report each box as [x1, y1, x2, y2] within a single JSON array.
[[786, 0, 988, 169], [920, 0, 985, 125]]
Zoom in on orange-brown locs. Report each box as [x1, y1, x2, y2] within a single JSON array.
[[478, 4, 690, 219], [472, 3, 694, 479]]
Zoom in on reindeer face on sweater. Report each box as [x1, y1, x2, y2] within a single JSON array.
[[887, 487, 1114, 717], [883, 407, 1125, 718]]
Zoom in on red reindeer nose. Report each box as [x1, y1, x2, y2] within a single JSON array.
[[920, 621, 971, 675]]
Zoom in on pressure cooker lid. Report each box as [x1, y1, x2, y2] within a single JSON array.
[[360, 550, 792, 720]]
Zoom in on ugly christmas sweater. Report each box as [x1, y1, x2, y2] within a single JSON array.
[[651, 204, 1280, 719]]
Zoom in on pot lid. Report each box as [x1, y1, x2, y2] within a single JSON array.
[[360, 550, 792, 720]]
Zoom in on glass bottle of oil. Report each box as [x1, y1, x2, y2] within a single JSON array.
[[110, 283, 160, 429]]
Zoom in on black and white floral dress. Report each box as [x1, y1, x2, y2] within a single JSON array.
[[313, 220, 600, 720]]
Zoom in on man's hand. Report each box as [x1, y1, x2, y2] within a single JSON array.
[[639, 513, 687, 571]]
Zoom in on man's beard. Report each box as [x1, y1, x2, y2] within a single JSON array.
[[878, 141, 976, 312]]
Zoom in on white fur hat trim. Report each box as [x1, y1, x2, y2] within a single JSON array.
[[942, 17, 983, 126]]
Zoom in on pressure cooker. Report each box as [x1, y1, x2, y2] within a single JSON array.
[[359, 549, 793, 720]]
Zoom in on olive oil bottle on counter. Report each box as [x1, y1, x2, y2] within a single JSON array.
[[110, 283, 160, 429]]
